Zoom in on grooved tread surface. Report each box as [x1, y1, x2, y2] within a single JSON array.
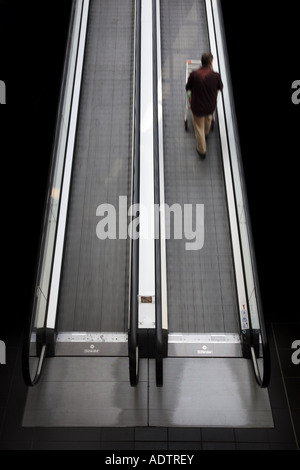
[[160, 0, 239, 333], [57, 0, 134, 332]]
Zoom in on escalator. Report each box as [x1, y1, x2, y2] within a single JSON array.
[[22, 0, 139, 382], [22, 0, 272, 428], [146, 0, 272, 426], [160, 0, 268, 370]]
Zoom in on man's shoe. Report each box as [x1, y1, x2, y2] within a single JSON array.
[[197, 149, 206, 159]]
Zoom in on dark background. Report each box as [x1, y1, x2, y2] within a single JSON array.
[[0, 0, 299, 453], [1, 0, 72, 336], [0, 1, 299, 339], [221, 2, 299, 324]]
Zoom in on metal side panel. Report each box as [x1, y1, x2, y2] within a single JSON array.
[[160, 0, 239, 334], [55, 332, 128, 356], [56, 0, 134, 333], [23, 358, 148, 427], [149, 358, 273, 428]]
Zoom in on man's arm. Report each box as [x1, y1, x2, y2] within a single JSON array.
[[186, 72, 194, 91], [218, 74, 224, 91]]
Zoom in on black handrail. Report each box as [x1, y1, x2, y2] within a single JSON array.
[[128, 0, 141, 387], [247, 216, 271, 388], [153, 0, 164, 387], [22, 1, 76, 387], [22, 344, 47, 387]]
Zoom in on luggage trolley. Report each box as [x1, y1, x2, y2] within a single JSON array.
[[184, 60, 201, 131], [184, 59, 216, 132]]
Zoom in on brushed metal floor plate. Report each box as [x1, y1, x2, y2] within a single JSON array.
[[168, 333, 242, 357], [23, 358, 148, 427], [55, 332, 128, 356], [23, 357, 273, 428], [148, 358, 273, 428]]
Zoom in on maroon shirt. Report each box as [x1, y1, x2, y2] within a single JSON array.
[[186, 67, 223, 117]]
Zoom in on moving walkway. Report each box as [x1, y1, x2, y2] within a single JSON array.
[[22, 0, 272, 428]]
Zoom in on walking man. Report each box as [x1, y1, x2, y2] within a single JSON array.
[[186, 52, 223, 158]]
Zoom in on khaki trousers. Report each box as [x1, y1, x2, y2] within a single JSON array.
[[192, 113, 213, 155]]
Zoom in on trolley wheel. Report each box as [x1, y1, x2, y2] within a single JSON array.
[[184, 119, 188, 132]]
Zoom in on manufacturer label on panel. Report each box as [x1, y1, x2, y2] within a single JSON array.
[[197, 344, 213, 355], [241, 304, 249, 330], [141, 296, 153, 304], [84, 344, 100, 354]]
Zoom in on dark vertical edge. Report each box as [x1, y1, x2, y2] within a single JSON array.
[[22, 1, 76, 386], [129, 0, 141, 387], [152, 0, 164, 387], [217, 0, 270, 387]]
